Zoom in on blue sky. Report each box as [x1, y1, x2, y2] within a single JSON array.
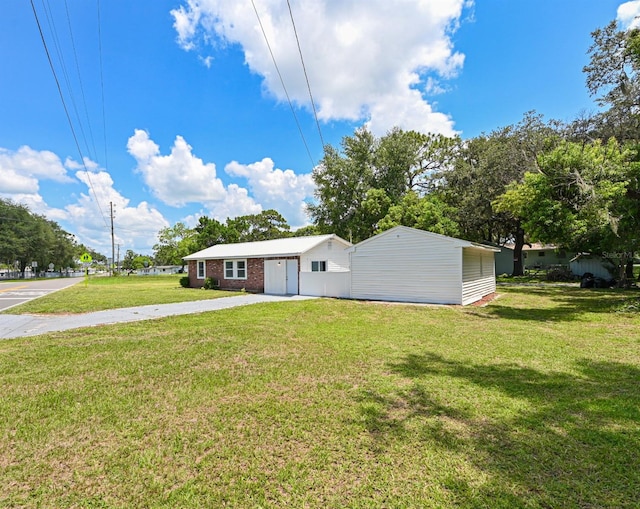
[[0, 0, 635, 257]]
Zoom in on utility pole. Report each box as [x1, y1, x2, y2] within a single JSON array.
[[110, 202, 115, 276], [116, 244, 121, 275]]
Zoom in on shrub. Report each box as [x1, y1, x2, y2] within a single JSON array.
[[203, 277, 219, 290], [546, 266, 573, 282], [179, 276, 190, 288]]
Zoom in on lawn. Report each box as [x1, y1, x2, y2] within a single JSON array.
[[1, 286, 639, 507], [1, 275, 232, 314]]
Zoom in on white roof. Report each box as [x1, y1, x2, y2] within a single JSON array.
[[183, 234, 351, 260], [347, 226, 500, 253]]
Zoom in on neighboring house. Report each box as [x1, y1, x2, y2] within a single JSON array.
[[487, 243, 513, 275], [137, 265, 183, 276], [183, 235, 352, 296], [348, 226, 499, 305], [503, 243, 570, 271], [569, 254, 616, 279]]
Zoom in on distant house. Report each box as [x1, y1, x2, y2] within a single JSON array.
[[501, 243, 570, 272], [183, 235, 352, 297], [136, 265, 183, 276], [348, 226, 499, 305]]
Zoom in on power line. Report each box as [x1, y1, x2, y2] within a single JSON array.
[[250, 0, 316, 168], [63, 0, 99, 161], [30, 0, 110, 230], [286, 0, 326, 150], [97, 0, 110, 176], [40, 0, 94, 162]]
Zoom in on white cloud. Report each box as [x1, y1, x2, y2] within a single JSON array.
[[225, 157, 314, 226], [0, 146, 73, 195], [127, 130, 314, 227], [170, 0, 469, 135], [208, 184, 263, 221], [618, 1, 640, 29], [127, 129, 227, 207], [0, 143, 170, 256], [69, 169, 169, 255]]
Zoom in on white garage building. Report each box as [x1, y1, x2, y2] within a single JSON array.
[[348, 226, 498, 305]]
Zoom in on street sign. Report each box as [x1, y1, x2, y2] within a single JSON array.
[[80, 253, 92, 263]]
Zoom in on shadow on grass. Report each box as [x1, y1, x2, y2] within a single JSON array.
[[357, 352, 640, 508], [476, 286, 640, 322]]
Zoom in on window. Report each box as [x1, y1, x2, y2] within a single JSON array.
[[311, 260, 327, 272], [197, 260, 205, 279], [538, 251, 546, 257], [224, 259, 247, 279]]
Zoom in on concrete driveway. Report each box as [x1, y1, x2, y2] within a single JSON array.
[[0, 293, 316, 340]]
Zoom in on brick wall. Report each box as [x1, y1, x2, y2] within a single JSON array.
[[188, 258, 265, 292]]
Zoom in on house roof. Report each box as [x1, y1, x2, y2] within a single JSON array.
[[183, 234, 351, 260], [503, 242, 557, 251], [346, 226, 500, 253]]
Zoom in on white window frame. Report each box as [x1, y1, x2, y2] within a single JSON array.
[[197, 260, 205, 279], [224, 259, 247, 280], [311, 260, 327, 272]]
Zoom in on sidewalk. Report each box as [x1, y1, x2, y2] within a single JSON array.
[[0, 294, 316, 340]]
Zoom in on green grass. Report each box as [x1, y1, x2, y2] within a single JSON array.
[[1, 275, 233, 314], [1, 286, 639, 507]]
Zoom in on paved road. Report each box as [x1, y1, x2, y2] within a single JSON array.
[[0, 277, 82, 312], [0, 293, 316, 340]]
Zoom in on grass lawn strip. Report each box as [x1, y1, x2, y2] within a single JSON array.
[[0, 286, 639, 507], [1, 275, 232, 315]]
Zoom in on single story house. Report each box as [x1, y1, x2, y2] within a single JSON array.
[[183, 234, 352, 296], [136, 265, 183, 276], [348, 226, 499, 305], [501, 243, 570, 271]]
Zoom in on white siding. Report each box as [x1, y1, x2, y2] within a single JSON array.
[[461, 248, 496, 305], [570, 257, 616, 279], [300, 240, 350, 272], [300, 272, 351, 298], [350, 228, 463, 304]]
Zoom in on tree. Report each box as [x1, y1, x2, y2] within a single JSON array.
[[193, 217, 231, 249], [307, 128, 377, 242], [377, 191, 459, 237], [122, 250, 137, 271], [153, 222, 196, 266], [292, 224, 320, 237], [0, 198, 80, 275], [228, 210, 291, 242], [308, 127, 459, 242], [495, 138, 640, 285], [582, 20, 640, 142], [441, 112, 560, 275]]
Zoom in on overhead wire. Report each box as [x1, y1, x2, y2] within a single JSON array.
[[63, 0, 99, 161], [250, 0, 316, 168], [286, 0, 326, 150], [39, 0, 94, 162], [96, 0, 110, 176], [30, 0, 110, 230]]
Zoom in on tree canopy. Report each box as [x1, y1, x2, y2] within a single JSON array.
[[0, 198, 80, 274]]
